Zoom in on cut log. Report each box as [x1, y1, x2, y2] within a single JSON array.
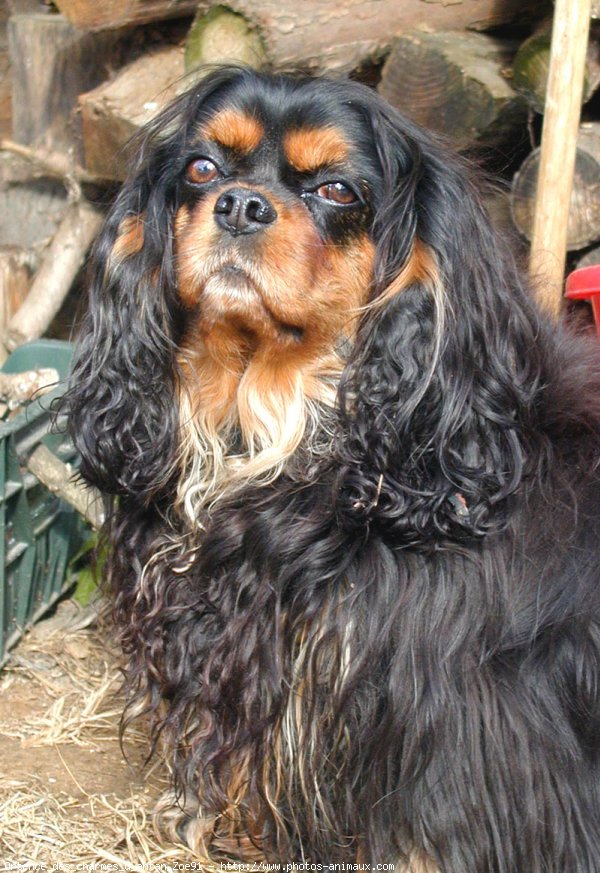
[[513, 21, 600, 113], [4, 201, 103, 352], [185, 7, 266, 71], [54, 0, 198, 30], [484, 190, 526, 244], [511, 123, 600, 251], [207, 0, 544, 73], [577, 245, 600, 268], [58, 0, 543, 73], [79, 45, 185, 181], [7, 13, 124, 157], [379, 31, 526, 147]]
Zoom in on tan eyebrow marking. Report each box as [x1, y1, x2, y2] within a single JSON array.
[[284, 127, 349, 172], [200, 109, 264, 154]]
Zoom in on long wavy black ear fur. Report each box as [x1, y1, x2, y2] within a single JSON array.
[[336, 100, 565, 545], [64, 68, 247, 500]]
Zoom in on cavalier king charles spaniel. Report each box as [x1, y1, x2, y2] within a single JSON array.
[[66, 67, 600, 871]]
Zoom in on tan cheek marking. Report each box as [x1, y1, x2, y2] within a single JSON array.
[[200, 109, 264, 154], [174, 199, 221, 308], [174, 204, 190, 237], [111, 214, 145, 261], [368, 239, 440, 309], [251, 197, 322, 320], [308, 235, 376, 338], [284, 126, 349, 173]]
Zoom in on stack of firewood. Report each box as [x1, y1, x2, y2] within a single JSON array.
[[0, 0, 599, 357]]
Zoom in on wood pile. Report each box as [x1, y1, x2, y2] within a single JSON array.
[[0, 0, 599, 359]]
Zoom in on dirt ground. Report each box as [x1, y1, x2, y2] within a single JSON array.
[[0, 598, 197, 871]]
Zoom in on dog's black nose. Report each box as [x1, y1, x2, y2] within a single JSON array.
[[214, 188, 277, 236]]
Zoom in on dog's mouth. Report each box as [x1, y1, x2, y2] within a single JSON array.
[[215, 263, 254, 283], [204, 263, 259, 300], [200, 263, 305, 343]]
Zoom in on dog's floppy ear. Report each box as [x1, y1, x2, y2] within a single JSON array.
[[65, 68, 247, 500], [336, 101, 544, 544], [66, 177, 179, 500]]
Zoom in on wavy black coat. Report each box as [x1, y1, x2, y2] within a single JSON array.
[[65, 68, 600, 872]]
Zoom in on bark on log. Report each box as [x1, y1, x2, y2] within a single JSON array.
[[7, 13, 124, 157], [57, 0, 545, 72], [513, 21, 600, 113], [202, 0, 546, 73], [185, 7, 266, 71], [54, 0, 198, 30], [4, 202, 103, 352], [379, 31, 525, 147], [79, 46, 185, 181], [511, 124, 600, 251]]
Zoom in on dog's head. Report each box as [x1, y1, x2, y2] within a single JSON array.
[[68, 66, 543, 541]]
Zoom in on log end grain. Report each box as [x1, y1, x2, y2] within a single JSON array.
[[185, 7, 266, 71], [379, 31, 526, 146]]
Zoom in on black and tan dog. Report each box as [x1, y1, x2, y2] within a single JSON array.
[[66, 67, 600, 872]]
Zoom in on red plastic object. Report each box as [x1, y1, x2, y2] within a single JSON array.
[[565, 265, 600, 336]]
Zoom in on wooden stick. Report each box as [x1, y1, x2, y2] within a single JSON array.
[[3, 201, 102, 353], [0, 138, 112, 187], [529, 0, 592, 318], [27, 444, 105, 530]]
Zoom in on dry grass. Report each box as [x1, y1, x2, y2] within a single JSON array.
[[0, 598, 203, 870], [1, 599, 127, 749], [0, 778, 191, 869]]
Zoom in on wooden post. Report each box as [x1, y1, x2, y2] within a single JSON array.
[[529, 0, 592, 318]]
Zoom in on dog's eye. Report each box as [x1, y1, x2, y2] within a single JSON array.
[[186, 157, 220, 185], [315, 182, 357, 205]]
